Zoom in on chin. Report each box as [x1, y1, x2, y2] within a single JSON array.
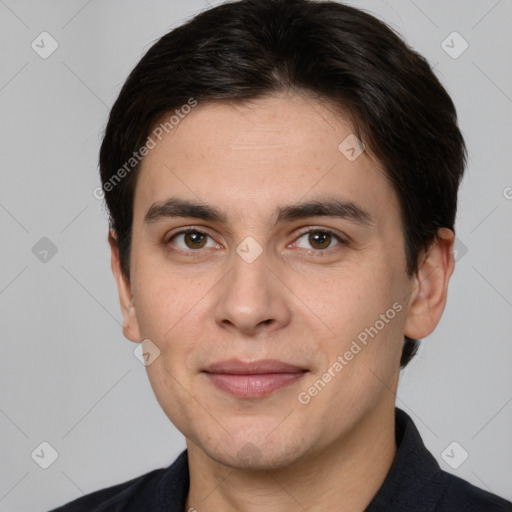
[[199, 432, 309, 471]]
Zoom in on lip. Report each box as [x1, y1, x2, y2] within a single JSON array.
[[203, 358, 308, 398]]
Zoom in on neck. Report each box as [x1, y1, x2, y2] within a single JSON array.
[[185, 401, 397, 512]]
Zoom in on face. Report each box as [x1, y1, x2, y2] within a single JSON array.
[[112, 93, 441, 470]]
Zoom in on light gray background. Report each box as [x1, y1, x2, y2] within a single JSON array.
[[0, 0, 511, 510]]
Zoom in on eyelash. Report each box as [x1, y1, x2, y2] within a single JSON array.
[[165, 226, 347, 253]]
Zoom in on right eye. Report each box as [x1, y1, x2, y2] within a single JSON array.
[[166, 228, 219, 251]]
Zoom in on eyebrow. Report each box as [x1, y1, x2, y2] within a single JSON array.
[[143, 197, 373, 227]]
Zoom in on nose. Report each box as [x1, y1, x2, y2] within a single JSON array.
[[214, 247, 292, 337]]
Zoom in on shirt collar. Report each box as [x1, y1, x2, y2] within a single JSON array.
[[365, 407, 445, 511]]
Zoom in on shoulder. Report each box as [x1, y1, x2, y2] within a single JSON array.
[[48, 468, 164, 512], [48, 450, 189, 512], [376, 408, 512, 512], [437, 470, 512, 512]]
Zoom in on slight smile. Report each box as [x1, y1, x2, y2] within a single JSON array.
[[203, 358, 308, 398]]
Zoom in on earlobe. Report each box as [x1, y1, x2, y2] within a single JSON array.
[[404, 228, 455, 340], [108, 231, 142, 343]]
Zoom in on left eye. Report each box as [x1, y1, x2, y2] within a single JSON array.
[[294, 230, 343, 251]]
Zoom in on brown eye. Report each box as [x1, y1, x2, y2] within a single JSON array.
[[168, 230, 216, 250], [183, 231, 207, 249], [294, 229, 344, 251], [308, 231, 331, 249]]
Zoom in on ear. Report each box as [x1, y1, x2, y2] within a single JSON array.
[[404, 228, 455, 340], [108, 231, 142, 343]]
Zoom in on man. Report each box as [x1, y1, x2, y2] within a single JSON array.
[[50, 0, 512, 510]]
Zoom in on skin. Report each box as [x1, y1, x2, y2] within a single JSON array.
[[109, 92, 455, 511]]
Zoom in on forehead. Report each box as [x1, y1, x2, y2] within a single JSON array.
[[133, 94, 399, 226]]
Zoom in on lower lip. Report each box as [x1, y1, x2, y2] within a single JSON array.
[[205, 372, 306, 398]]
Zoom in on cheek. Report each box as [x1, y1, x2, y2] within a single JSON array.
[[298, 281, 406, 423], [306, 263, 407, 372], [132, 269, 197, 347], [294, 264, 394, 332]]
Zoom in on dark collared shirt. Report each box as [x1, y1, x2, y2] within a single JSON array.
[[49, 407, 512, 511]]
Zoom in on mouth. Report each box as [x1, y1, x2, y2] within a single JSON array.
[[203, 358, 308, 398]]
